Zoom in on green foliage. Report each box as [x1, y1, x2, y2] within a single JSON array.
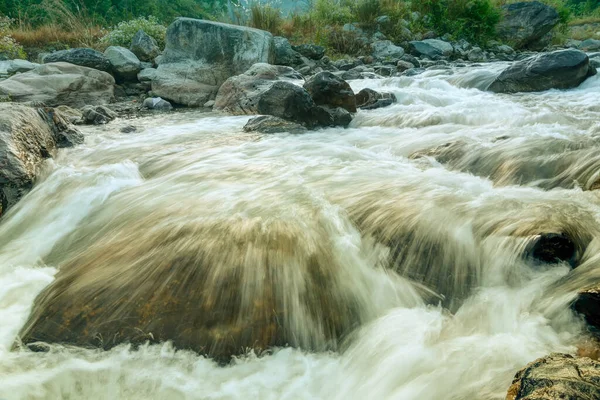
[[249, 2, 283, 33], [101, 16, 167, 48], [310, 0, 353, 25], [0, 15, 26, 59]]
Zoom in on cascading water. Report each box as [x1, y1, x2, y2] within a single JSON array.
[[1, 65, 599, 399]]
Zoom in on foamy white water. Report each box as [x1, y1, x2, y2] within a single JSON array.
[[0, 66, 599, 400]]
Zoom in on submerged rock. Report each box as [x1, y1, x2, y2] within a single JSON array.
[[524, 232, 578, 266], [0, 62, 115, 108], [151, 18, 274, 106], [0, 104, 82, 215], [497, 1, 560, 50], [303, 71, 357, 113], [488, 49, 596, 93], [42, 48, 112, 72], [243, 115, 307, 134], [506, 353, 600, 400]]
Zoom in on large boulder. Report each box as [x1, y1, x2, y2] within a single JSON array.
[[0, 62, 115, 107], [0, 104, 82, 215], [152, 18, 274, 107], [273, 36, 303, 67], [497, 1, 560, 50], [303, 71, 357, 113], [371, 40, 405, 60], [579, 39, 600, 52], [104, 46, 142, 82], [130, 30, 161, 62], [506, 353, 600, 400], [42, 48, 112, 72], [214, 63, 318, 125], [488, 49, 596, 93], [292, 44, 325, 60], [409, 39, 454, 59]]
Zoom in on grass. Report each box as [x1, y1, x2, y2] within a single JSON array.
[[9, 25, 105, 51]]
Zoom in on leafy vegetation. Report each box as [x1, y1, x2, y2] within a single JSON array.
[[0, 15, 25, 59], [101, 16, 167, 48]]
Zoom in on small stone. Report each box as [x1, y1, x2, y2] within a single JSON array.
[[243, 115, 307, 134], [142, 97, 173, 110], [120, 125, 138, 133]]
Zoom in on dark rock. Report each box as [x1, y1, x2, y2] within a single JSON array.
[[303, 71, 357, 113], [333, 59, 361, 71], [42, 48, 112, 72], [497, 1, 560, 50], [401, 54, 420, 67], [81, 105, 118, 125], [0, 63, 115, 108], [120, 125, 138, 133], [292, 44, 325, 60], [130, 30, 161, 62], [574, 286, 600, 333], [524, 232, 577, 267], [142, 97, 173, 110], [488, 49, 596, 93], [409, 39, 454, 59], [104, 46, 142, 82], [243, 115, 307, 134], [152, 18, 274, 107], [356, 88, 397, 110], [506, 353, 600, 400], [274, 36, 303, 66]]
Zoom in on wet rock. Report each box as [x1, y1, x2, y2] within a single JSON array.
[[397, 60, 415, 72], [104, 46, 142, 82], [355, 88, 397, 110], [497, 1, 560, 50], [468, 47, 486, 62], [130, 30, 161, 62], [506, 353, 600, 400], [524, 232, 577, 266], [374, 65, 396, 76], [579, 39, 600, 52], [273, 36, 303, 66], [151, 18, 274, 106], [292, 44, 325, 60], [120, 125, 138, 133], [409, 39, 453, 59], [81, 105, 118, 125], [0, 62, 115, 108], [314, 106, 353, 128], [142, 97, 173, 110], [243, 115, 307, 134], [371, 40, 405, 60], [214, 63, 320, 126], [0, 104, 82, 215], [303, 71, 357, 113], [55, 105, 83, 124], [488, 50, 596, 93], [404, 67, 426, 76], [42, 48, 112, 72]]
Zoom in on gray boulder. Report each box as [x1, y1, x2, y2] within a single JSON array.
[[409, 39, 453, 59], [0, 104, 82, 215], [497, 1, 560, 50], [467, 47, 486, 62], [130, 30, 161, 62], [104, 46, 142, 82], [303, 71, 357, 113], [243, 115, 307, 134], [292, 44, 325, 60], [42, 48, 112, 72], [137, 68, 157, 82], [273, 36, 303, 66], [142, 97, 173, 110], [506, 353, 600, 400], [371, 40, 405, 60], [579, 39, 600, 52], [0, 62, 115, 108], [488, 49, 596, 93], [81, 105, 117, 125], [152, 18, 274, 107], [0, 60, 39, 78]]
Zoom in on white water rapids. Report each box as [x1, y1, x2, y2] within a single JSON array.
[[1, 64, 600, 399]]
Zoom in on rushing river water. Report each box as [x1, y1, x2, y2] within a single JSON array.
[[1, 64, 600, 399]]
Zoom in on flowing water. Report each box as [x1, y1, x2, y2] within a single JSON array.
[[1, 64, 600, 399]]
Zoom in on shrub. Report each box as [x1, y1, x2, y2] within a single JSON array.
[[101, 16, 167, 49], [0, 15, 26, 59], [249, 3, 283, 34]]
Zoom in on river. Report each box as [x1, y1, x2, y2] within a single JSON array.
[[0, 64, 599, 399]]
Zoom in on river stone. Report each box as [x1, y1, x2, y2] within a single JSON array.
[[506, 353, 600, 400], [130, 29, 161, 62], [355, 88, 397, 110], [371, 40, 405, 60], [81, 105, 117, 125], [42, 48, 112, 72], [488, 49, 596, 93], [573, 284, 600, 332], [292, 44, 325, 60], [0, 104, 82, 215], [104, 46, 142, 82], [579, 39, 600, 52], [303, 71, 357, 113], [142, 97, 173, 110], [409, 39, 453, 59], [243, 115, 307, 134], [151, 18, 274, 107], [0, 62, 115, 108], [497, 1, 560, 50], [274, 36, 303, 66]]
